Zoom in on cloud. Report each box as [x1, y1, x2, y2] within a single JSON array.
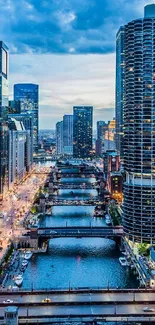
[[9, 52, 115, 128], [0, 0, 153, 54]]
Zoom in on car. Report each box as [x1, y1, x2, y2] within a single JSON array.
[[42, 298, 51, 303], [143, 307, 155, 312], [3, 299, 14, 304]]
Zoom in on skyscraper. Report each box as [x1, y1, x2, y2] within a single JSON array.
[[116, 26, 125, 158], [63, 115, 73, 155], [56, 121, 63, 155], [14, 84, 39, 153], [96, 121, 107, 156], [120, 4, 155, 243], [0, 42, 9, 200], [73, 106, 93, 158]]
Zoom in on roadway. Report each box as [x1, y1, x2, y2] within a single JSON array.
[[37, 226, 123, 238]]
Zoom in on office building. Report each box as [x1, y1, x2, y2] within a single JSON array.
[[63, 115, 73, 155], [56, 121, 63, 155], [8, 112, 33, 172], [14, 83, 39, 153], [103, 150, 120, 179], [104, 119, 116, 151], [8, 100, 21, 114], [0, 42, 9, 200], [116, 27, 125, 158], [8, 118, 26, 188], [73, 106, 93, 158], [121, 4, 155, 243], [96, 121, 107, 156], [108, 171, 123, 202]]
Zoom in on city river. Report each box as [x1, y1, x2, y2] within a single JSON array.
[[21, 164, 139, 290]]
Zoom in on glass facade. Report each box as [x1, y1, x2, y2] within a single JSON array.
[[0, 42, 9, 200], [116, 26, 125, 158], [63, 115, 73, 155], [14, 83, 39, 153], [121, 5, 155, 243], [73, 106, 93, 158]]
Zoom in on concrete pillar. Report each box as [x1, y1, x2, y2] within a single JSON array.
[[39, 194, 46, 213], [49, 182, 54, 193], [4, 306, 18, 325]]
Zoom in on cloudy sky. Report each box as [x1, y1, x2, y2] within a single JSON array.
[[1, 0, 153, 128]]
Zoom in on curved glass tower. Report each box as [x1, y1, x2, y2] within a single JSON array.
[[122, 5, 155, 243]]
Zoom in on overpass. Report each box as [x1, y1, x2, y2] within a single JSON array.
[[45, 199, 104, 206], [53, 184, 100, 189], [0, 289, 155, 323], [37, 226, 123, 239]]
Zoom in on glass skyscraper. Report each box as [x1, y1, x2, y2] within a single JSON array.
[[0, 41, 9, 200], [63, 115, 73, 155], [14, 83, 39, 153], [73, 106, 93, 158], [116, 26, 125, 158], [120, 4, 155, 243], [56, 121, 63, 155]]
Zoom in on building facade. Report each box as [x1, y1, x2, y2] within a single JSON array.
[[104, 119, 116, 151], [63, 115, 73, 155], [116, 27, 125, 158], [9, 112, 33, 172], [0, 42, 9, 200], [8, 118, 26, 188], [14, 83, 39, 153], [96, 121, 107, 156], [56, 121, 63, 155], [122, 4, 155, 243], [73, 106, 93, 158]]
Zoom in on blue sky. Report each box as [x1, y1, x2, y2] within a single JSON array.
[[1, 0, 153, 128]]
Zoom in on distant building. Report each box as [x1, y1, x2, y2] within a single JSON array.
[[96, 121, 107, 156], [8, 112, 33, 172], [116, 26, 125, 158], [63, 115, 73, 155], [56, 121, 63, 155], [8, 100, 21, 114], [0, 41, 9, 200], [104, 119, 116, 151], [14, 83, 39, 153], [73, 106, 93, 158], [8, 118, 26, 188]]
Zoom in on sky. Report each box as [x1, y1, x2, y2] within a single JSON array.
[[1, 0, 154, 128]]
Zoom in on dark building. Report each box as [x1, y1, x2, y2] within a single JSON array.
[[8, 100, 21, 114], [108, 172, 123, 202], [14, 83, 39, 153], [120, 4, 155, 243], [103, 150, 120, 179], [0, 42, 9, 200], [73, 106, 93, 158], [116, 27, 125, 158], [96, 121, 107, 156]]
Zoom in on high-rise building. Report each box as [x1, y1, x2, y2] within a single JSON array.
[[63, 115, 73, 155], [0, 42, 9, 200], [14, 84, 39, 153], [116, 27, 125, 158], [56, 121, 63, 155], [96, 121, 107, 156], [104, 119, 116, 151], [73, 106, 93, 158], [121, 4, 155, 243], [8, 112, 33, 172], [8, 118, 26, 188]]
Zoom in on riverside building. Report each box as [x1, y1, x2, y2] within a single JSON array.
[[120, 4, 155, 243]]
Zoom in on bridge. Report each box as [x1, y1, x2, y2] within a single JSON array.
[[37, 226, 123, 239], [0, 288, 155, 323], [45, 199, 104, 206], [53, 184, 100, 189]]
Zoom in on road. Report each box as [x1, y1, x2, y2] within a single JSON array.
[[0, 291, 155, 305]]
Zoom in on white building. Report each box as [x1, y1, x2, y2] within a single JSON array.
[[8, 118, 26, 188]]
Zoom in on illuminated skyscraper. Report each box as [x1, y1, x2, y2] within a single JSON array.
[[14, 83, 39, 153], [0, 42, 9, 200], [73, 106, 93, 158], [120, 4, 155, 243]]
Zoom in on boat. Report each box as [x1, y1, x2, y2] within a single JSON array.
[[22, 260, 28, 267], [15, 275, 23, 286], [105, 215, 112, 225], [119, 257, 130, 267], [24, 251, 33, 260]]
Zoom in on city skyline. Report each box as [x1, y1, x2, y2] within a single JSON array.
[[1, 0, 152, 129]]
